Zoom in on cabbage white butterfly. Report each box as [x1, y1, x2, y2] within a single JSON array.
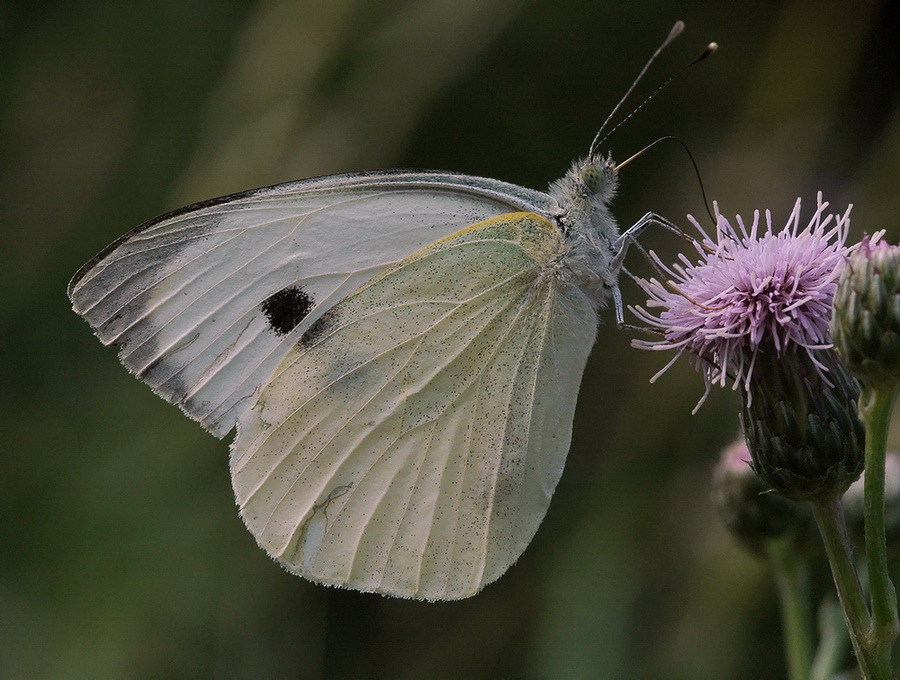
[[69, 22, 703, 600]]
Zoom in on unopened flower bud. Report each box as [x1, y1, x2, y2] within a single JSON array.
[[740, 347, 864, 501], [712, 439, 809, 553], [831, 236, 900, 387]]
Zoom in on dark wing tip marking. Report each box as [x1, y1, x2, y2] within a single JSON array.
[[261, 286, 315, 336]]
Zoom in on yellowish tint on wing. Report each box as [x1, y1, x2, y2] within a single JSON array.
[[230, 212, 597, 600]]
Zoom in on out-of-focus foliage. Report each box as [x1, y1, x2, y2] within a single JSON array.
[[2, 1, 898, 678]]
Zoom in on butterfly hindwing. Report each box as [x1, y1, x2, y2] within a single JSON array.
[[68, 172, 556, 438], [231, 212, 599, 600]]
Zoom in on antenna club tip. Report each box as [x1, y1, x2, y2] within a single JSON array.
[[697, 42, 718, 62], [669, 20, 685, 38]]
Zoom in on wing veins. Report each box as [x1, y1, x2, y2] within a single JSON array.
[[474, 283, 556, 582], [88, 187, 398, 329], [307, 281, 548, 593], [273, 259, 537, 388], [248, 275, 533, 538], [79, 206, 313, 318], [111, 221, 300, 348], [247, 269, 534, 480], [436, 281, 555, 590], [240, 238, 548, 491]]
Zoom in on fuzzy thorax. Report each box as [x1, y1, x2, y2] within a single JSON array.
[[549, 154, 621, 307]]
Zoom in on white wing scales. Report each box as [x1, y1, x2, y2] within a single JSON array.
[[232, 213, 599, 600], [68, 172, 556, 438]]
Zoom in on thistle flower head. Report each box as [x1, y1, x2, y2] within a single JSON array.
[[740, 346, 864, 500], [632, 193, 852, 404], [632, 194, 865, 499]]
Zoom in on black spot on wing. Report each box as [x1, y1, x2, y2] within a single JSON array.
[[261, 286, 314, 336], [300, 308, 337, 347]]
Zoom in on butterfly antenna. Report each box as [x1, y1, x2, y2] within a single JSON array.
[[588, 21, 686, 158], [617, 135, 716, 224], [589, 31, 718, 158]]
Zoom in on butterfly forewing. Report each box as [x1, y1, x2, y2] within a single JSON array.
[[68, 172, 555, 438], [231, 212, 598, 600]]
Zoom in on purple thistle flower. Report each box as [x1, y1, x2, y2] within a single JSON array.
[[631, 193, 852, 407]]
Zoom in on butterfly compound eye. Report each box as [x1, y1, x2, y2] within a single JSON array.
[[579, 162, 608, 195]]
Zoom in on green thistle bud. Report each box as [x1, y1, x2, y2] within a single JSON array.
[[712, 439, 810, 554], [740, 346, 864, 501], [831, 236, 900, 387]]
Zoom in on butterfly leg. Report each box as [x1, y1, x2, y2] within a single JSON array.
[[612, 211, 685, 266], [610, 211, 687, 325]]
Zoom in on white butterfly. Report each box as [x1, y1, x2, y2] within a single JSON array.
[[69, 24, 697, 601]]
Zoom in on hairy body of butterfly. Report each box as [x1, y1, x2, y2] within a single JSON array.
[[69, 154, 622, 600]]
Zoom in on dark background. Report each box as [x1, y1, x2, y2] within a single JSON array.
[[2, 0, 898, 678]]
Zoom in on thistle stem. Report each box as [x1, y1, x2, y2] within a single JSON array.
[[861, 383, 900, 675], [811, 494, 877, 677], [766, 537, 813, 680]]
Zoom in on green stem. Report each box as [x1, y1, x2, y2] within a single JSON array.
[[861, 383, 900, 675], [812, 494, 876, 677], [766, 537, 814, 680]]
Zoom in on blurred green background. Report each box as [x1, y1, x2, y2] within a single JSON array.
[[2, 0, 899, 678]]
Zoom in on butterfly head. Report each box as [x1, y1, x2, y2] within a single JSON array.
[[576, 154, 618, 202], [549, 153, 619, 239]]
